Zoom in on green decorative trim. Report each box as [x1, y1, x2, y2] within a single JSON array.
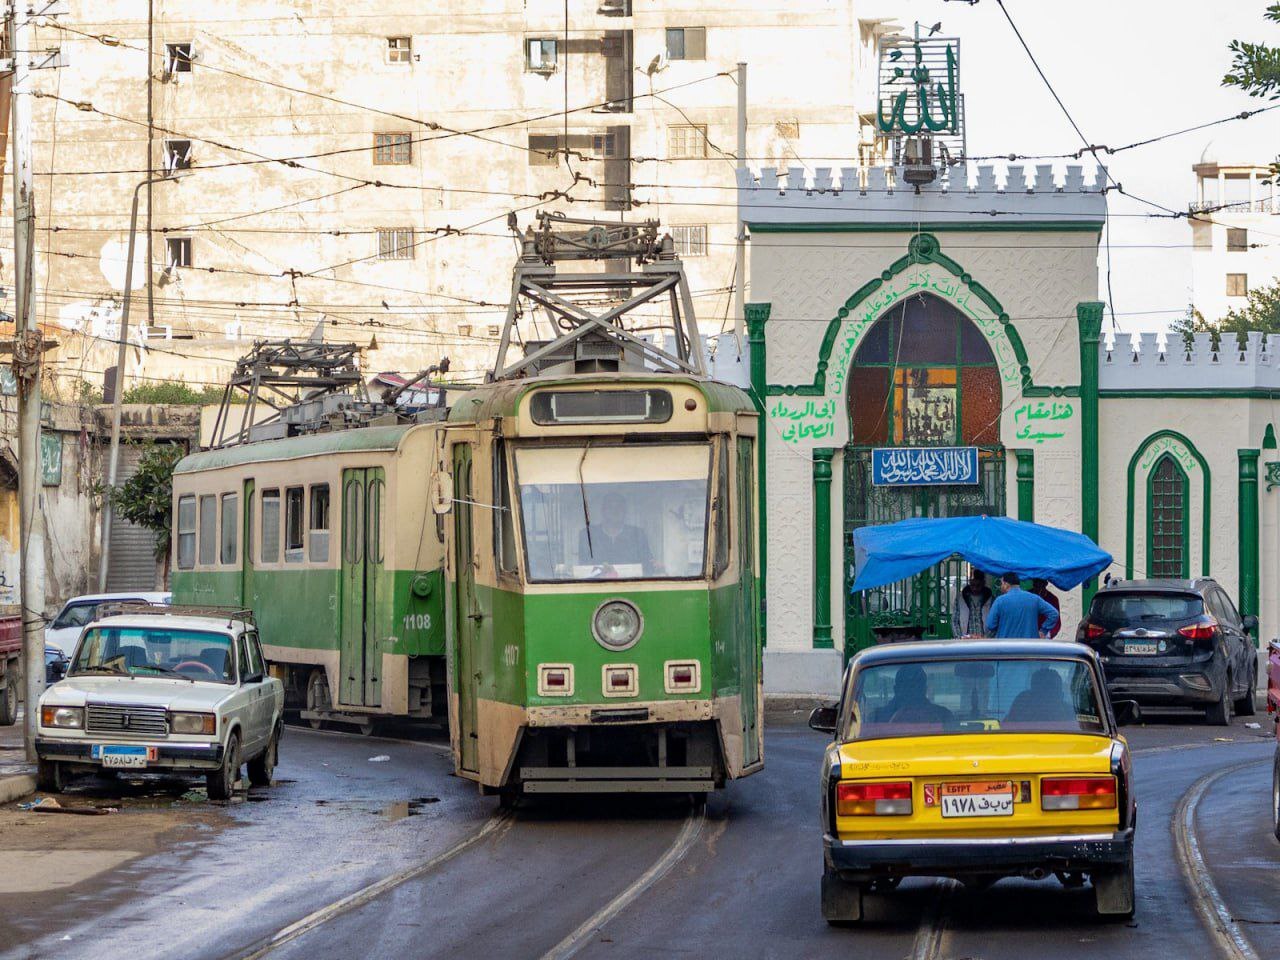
[[1100, 389, 1280, 399], [1238, 449, 1260, 632], [1124, 430, 1211, 579], [1078, 302, 1103, 606], [1266, 461, 1280, 492], [1265, 423, 1278, 450], [1145, 454, 1191, 578], [747, 221, 1106, 234], [1015, 449, 1034, 522], [762, 233, 1075, 399], [745, 302, 771, 648], [812, 448, 835, 649]]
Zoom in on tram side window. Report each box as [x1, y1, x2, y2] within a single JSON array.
[[198, 494, 217, 565], [285, 487, 305, 563], [309, 484, 330, 563], [177, 495, 196, 569], [261, 489, 280, 563], [711, 437, 731, 578], [220, 492, 238, 565], [494, 441, 518, 576]]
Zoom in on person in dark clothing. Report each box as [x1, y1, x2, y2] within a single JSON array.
[[952, 568, 994, 637], [872, 663, 953, 725], [1030, 579, 1062, 639], [578, 492, 653, 573]]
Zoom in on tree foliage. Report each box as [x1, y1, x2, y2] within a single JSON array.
[[1224, 4, 1280, 180], [120, 381, 227, 405], [1172, 279, 1280, 348], [105, 444, 184, 560]]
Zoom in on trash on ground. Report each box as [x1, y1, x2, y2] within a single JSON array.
[[368, 755, 391, 762], [18, 796, 60, 810], [1245, 722, 1261, 729], [1213, 737, 1235, 742], [180, 790, 208, 803], [34, 805, 114, 816]]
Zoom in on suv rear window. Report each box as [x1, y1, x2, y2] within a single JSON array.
[[1089, 592, 1203, 625]]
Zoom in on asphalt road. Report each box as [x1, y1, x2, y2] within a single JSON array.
[[2, 711, 1277, 960]]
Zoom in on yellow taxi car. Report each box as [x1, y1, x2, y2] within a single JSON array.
[[810, 640, 1138, 923]]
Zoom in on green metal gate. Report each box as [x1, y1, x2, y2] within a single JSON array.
[[843, 447, 1005, 655]]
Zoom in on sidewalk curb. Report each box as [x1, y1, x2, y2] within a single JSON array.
[[0, 773, 37, 804]]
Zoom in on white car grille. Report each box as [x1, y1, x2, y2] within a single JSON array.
[[86, 703, 168, 737]]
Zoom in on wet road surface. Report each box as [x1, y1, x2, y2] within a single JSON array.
[[1, 712, 1276, 960]]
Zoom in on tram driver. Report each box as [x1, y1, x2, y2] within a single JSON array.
[[579, 491, 654, 576]]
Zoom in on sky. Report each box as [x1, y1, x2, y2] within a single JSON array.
[[861, 0, 1280, 334]]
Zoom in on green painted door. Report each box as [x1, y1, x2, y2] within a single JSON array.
[[452, 446, 479, 774], [736, 438, 761, 767], [340, 468, 384, 707], [240, 478, 255, 610]]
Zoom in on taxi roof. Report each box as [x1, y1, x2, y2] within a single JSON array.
[[852, 639, 1094, 668]]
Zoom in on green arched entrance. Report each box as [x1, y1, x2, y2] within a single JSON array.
[[844, 292, 1006, 652]]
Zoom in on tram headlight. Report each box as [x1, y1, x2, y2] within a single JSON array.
[[592, 599, 642, 651]]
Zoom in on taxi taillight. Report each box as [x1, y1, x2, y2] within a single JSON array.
[[836, 781, 912, 816], [1040, 776, 1117, 810]]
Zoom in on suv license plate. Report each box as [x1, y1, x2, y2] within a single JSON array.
[[1123, 641, 1159, 655], [92, 745, 155, 768]]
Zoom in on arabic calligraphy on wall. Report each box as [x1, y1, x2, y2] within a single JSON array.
[[1138, 435, 1197, 476], [770, 398, 838, 444], [871, 447, 980, 486], [1013, 400, 1074, 444]]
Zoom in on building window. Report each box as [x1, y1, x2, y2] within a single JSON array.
[[198, 494, 217, 565], [176, 494, 196, 570], [1226, 273, 1248, 297], [309, 484, 330, 563], [665, 27, 705, 60], [672, 224, 707, 257], [386, 36, 412, 64], [163, 139, 192, 172], [220, 492, 238, 565], [592, 132, 618, 158], [373, 132, 412, 165], [261, 489, 280, 563], [164, 42, 193, 76], [284, 486, 304, 562], [377, 228, 415, 260], [668, 124, 708, 159], [526, 38, 558, 72], [528, 133, 560, 166], [1227, 227, 1249, 252], [166, 237, 192, 268], [1148, 454, 1188, 578]]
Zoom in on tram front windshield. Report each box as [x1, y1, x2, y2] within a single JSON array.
[[515, 443, 711, 582]]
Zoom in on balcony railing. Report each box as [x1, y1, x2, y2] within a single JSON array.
[[1189, 197, 1279, 214]]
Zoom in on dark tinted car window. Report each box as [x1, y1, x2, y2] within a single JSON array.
[[1210, 587, 1241, 628], [1090, 592, 1202, 624]]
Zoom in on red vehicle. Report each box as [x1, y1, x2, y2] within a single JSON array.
[[0, 613, 22, 726], [1270, 641, 1280, 840]]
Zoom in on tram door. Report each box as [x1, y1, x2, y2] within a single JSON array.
[[452, 445, 480, 774], [340, 468, 384, 708], [240, 478, 255, 609], [736, 438, 761, 767]]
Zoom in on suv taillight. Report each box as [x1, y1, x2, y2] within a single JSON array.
[[1177, 617, 1218, 644], [1081, 622, 1106, 641]]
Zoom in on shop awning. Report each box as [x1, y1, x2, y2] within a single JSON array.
[[850, 515, 1112, 593]]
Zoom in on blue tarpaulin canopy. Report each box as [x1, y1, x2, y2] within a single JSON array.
[[850, 515, 1112, 593]]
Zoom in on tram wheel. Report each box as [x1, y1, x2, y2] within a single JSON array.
[[306, 669, 330, 731]]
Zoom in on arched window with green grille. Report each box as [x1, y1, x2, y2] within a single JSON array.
[[1147, 454, 1189, 578]]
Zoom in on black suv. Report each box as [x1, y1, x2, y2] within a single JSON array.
[[1076, 579, 1258, 725]]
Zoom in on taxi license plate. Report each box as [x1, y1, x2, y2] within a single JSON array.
[[939, 780, 1014, 818], [1123, 641, 1159, 655], [91, 745, 156, 768]]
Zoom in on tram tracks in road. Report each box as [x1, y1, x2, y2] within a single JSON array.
[[1173, 756, 1271, 960], [909, 879, 957, 960]]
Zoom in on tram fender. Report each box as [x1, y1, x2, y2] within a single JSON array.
[[714, 694, 745, 779], [478, 698, 527, 788]]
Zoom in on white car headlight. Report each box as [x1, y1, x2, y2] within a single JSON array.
[[40, 705, 83, 729], [592, 599, 643, 651], [170, 712, 216, 735]]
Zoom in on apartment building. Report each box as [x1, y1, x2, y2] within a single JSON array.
[[4, 1, 892, 396]]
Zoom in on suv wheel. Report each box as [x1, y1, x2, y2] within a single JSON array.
[[1235, 660, 1258, 717], [207, 732, 241, 801], [0, 671, 17, 726], [1206, 675, 1233, 726], [247, 728, 278, 788]]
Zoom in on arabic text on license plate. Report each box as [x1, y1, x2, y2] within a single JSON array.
[[939, 781, 1014, 818], [1123, 641, 1159, 655], [92, 745, 153, 768]]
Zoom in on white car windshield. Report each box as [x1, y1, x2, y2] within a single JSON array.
[[515, 443, 711, 582], [71, 627, 235, 684]]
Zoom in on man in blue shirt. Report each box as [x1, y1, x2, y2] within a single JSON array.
[[985, 572, 1061, 638]]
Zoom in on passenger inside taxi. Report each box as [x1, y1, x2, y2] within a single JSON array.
[[1005, 667, 1076, 724], [872, 664, 954, 724]]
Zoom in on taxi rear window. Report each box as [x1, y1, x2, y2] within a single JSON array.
[[850, 658, 1105, 740]]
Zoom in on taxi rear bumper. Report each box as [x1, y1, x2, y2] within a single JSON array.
[[825, 828, 1133, 879]]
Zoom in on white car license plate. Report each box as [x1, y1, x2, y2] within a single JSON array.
[[1123, 641, 1159, 655], [939, 781, 1014, 818], [92, 745, 155, 768]]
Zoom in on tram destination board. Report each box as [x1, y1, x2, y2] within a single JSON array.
[[871, 447, 979, 486]]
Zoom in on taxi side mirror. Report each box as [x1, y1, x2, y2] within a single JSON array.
[[808, 703, 838, 734], [1112, 699, 1141, 726]]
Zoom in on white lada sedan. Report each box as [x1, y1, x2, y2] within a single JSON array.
[[35, 607, 283, 800]]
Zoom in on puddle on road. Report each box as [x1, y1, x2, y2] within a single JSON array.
[[311, 796, 441, 820]]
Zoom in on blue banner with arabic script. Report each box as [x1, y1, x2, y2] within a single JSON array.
[[871, 447, 979, 486]]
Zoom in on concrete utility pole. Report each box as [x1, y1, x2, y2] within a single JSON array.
[[98, 173, 178, 592], [734, 62, 747, 344]]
